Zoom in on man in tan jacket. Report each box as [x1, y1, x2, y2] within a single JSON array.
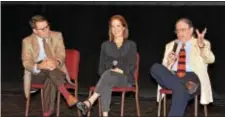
[[22, 15, 80, 116], [150, 18, 215, 116]]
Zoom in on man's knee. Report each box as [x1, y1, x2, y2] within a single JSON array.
[[150, 63, 162, 72], [150, 63, 163, 77], [49, 69, 65, 77]]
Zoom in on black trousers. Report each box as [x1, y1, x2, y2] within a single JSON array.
[[94, 70, 130, 112]]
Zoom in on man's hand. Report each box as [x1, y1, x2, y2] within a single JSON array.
[[37, 59, 52, 70], [196, 27, 207, 48], [46, 58, 59, 71], [167, 51, 177, 64], [37, 59, 59, 71], [110, 68, 124, 74]]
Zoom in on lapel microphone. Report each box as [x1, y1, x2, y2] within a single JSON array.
[[112, 60, 118, 69]]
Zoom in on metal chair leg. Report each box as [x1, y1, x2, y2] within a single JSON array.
[[194, 95, 198, 117], [135, 92, 141, 117], [25, 95, 30, 117], [204, 105, 208, 117], [121, 92, 125, 117], [157, 93, 162, 117], [163, 95, 167, 117], [41, 89, 44, 114]]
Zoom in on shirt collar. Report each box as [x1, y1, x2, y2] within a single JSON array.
[[35, 35, 43, 40], [35, 35, 49, 43], [176, 37, 193, 46]]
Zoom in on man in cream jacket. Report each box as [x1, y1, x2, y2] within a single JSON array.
[[150, 18, 215, 116]]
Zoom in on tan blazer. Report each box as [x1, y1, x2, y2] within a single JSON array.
[[157, 37, 215, 105], [22, 31, 69, 98]]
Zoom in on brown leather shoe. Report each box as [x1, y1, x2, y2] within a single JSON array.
[[66, 95, 78, 107]]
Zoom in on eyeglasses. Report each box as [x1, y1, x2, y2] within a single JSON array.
[[174, 28, 190, 33], [36, 25, 49, 31]]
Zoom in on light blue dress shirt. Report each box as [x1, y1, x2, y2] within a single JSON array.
[[33, 36, 47, 73], [171, 40, 192, 72]]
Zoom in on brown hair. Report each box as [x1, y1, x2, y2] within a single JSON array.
[[108, 15, 129, 41], [29, 15, 48, 29], [176, 18, 194, 28]]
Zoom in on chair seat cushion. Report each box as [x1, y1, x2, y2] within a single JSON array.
[[31, 84, 44, 88], [64, 83, 77, 89], [160, 88, 172, 94], [31, 83, 76, 89], [89, 86, 136, 92]]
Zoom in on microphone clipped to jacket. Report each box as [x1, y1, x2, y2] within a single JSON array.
[[112, 60, 118, 69]]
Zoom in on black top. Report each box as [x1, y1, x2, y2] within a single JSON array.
[[98, 40, 137, 85]]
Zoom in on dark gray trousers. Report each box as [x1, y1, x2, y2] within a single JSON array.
[[95, 70, 129, 112]]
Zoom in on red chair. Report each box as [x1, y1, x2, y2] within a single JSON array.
[[158, 88, 208, 117], [56, 49, 80, 117], [25, 83, 45, 117], [88, 53, 141, 117]]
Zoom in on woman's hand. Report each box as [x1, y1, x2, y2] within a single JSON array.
[[110, 68, 124, 74]]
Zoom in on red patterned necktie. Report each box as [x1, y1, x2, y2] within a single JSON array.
[[176, 43, 186, 78]]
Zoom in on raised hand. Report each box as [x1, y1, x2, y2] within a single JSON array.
[[196, 27, 207, 47]]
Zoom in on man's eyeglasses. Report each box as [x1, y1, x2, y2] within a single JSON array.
[[36, 25, 50, 31], [174, 28, 190, 34]]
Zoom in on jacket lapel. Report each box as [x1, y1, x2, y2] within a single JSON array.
[[47, 32, 55, 56], [190, 37, 199, 70], [31, 34, 40, 60]]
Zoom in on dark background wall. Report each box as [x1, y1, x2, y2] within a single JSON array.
[[2, 2, 225, 96]]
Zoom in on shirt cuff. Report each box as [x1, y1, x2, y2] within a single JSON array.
[[33, 64, 41, 74]]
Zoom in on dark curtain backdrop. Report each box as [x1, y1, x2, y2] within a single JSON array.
[[2, 2, 225, 95]]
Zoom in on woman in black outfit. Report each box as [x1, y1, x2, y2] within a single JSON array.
[[77, 14, 137, 116]]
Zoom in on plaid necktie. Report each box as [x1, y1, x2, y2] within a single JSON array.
[[176, 43, 186, 78], [43, 38, 53, 58]]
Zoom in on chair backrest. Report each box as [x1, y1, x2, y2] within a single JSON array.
[[65, 49, 80, 80], [134, 53, 140, 81]]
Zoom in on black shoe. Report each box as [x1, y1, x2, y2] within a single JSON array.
[[76, 101, 89, 115]]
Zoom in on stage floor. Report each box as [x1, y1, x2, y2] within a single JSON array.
[[2, 89, 225, 117]]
